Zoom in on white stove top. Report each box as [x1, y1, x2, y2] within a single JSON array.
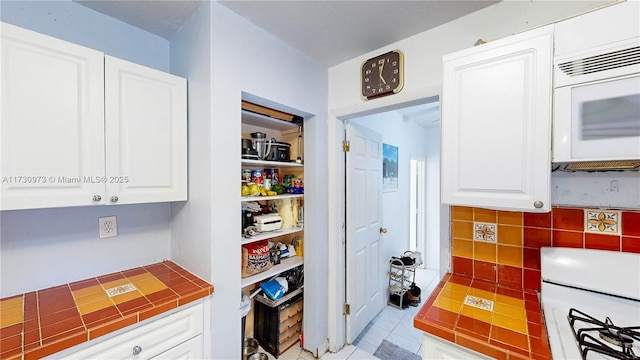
[[540, 248, 640, 360]]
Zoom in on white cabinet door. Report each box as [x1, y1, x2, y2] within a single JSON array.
[[441, 25, 553, 212], [105, 56, 187, 204], [422, 333, 492, 360], [150, 336, 203, 360], [0, 22, 105, 210], [55, 302, 203, 360]]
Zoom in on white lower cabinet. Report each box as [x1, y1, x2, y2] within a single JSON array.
[[54, 302, 204, 360], [150, 335, 203, 360], [422, 333, 492, 360]]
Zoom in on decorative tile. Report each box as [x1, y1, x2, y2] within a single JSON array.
[[464, 295, 494, 311], [105, 283, 137, 298], [585, 210, 621, 235], [474, 222, 497, 243]]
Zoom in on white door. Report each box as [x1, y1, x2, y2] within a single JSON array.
[[441, 24, 553, 212], [0, 23, 105, 210], [104, 55, 187, 205], [345, 121, 384, 342]]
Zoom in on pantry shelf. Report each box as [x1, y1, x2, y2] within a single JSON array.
[[241, 159, 303, 168], [241, 194, 303, 202], [241, 227, 303, 245], [241, 109, 300, 131], [241, 256, 304, 288]]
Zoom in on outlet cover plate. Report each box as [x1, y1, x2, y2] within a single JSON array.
[[99, 216, 118, 239]]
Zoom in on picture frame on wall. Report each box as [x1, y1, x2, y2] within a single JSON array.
[[383, 143, 398, 192]]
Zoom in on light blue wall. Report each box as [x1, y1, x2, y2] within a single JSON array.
[[169, 1, 329, 358], [0, 0, 169, 71], [0, 0, 174, 297]]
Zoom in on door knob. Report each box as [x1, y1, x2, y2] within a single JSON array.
[[380, 228, 387, 234]]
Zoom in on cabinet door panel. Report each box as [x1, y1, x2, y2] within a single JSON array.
[[150, 336, 203, 360], [57, 302, 203, 360], [105, 56, 187, 204], [0, 23, 105, 210], [441, 25, 553, 212]]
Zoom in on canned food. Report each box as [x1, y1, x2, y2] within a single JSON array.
[[264, 168, 279, 184], [242, 169, 251, 182], [251, 169, 263, 184]]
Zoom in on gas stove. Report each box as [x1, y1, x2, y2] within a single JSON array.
[[541, 248, 640, 360], [568, 308, 640, 359]]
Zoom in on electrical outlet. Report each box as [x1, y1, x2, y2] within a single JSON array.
[[99, 216, 118, 239]]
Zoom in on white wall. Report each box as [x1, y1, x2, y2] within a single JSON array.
[[327, 0, 619, 349], [0, 0, 169, 71], [170, 2, 329, 358], [0, 0, 173, 297]]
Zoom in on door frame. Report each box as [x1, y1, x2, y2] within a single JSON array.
[[410, 156, 427, 267], [327, 91, 440, 353]]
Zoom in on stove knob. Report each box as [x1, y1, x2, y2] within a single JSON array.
[[533, 200, 544, 209]]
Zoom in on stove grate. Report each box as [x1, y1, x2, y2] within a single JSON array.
[[568, 308, 640, 360]]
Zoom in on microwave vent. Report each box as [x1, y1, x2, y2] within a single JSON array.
[[554, 160, 640, 171], [558, 46, 640, 77]]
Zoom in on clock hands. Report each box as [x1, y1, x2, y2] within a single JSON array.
[[378, 60, 387, 85]]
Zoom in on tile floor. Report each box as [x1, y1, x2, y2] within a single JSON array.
[[260, 268, 441, 360]]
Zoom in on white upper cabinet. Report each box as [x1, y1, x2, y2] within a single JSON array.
[[0, 23, 187, 210], [105, 56, 187, 205], [1, 22, 105, 210], [441, 25, 554, 212]]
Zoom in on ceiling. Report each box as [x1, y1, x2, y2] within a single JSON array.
[[75, 0, 499, 67], [73, 0, 498, 127]]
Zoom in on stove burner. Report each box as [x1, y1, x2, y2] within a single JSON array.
[[600, 328, 635, 348], [568, 308, 640, 360]]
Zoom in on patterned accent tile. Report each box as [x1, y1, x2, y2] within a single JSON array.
[[105, 283, 137, 298], [474, 222, 497, 243], [585, 209, 621, 235], [464, 295, 494, 311]]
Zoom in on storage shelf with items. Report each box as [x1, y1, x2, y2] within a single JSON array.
[[240, 98, 306, 357], [388, 257, 416, 310]]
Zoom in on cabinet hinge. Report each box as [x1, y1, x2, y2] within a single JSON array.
[[342, 140, 350, 152], [344, 303, 350, 315]]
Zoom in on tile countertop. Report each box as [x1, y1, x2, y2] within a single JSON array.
[[414, 273, 551, 360], [0, 261, 213, 360]]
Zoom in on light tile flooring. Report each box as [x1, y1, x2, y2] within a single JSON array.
[[260, 268, 441, 360]]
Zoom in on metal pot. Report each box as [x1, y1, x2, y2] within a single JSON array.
[[248, 353, 268, 360], [243, 338, 258, 359]]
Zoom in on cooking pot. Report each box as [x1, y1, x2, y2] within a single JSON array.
[[243, 338, 258, 359], [265, 140, 291, 162]]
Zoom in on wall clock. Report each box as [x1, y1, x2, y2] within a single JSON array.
[[361, 50, 404, 100]]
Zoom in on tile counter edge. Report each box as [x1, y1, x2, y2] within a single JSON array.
[[0, 260, 214, 360]]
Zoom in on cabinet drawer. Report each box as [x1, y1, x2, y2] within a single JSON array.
[[150, 334, 203, 360], [279, 311, 302, 334], [57, 302, 203, 360], [279, 300, 303, 322]]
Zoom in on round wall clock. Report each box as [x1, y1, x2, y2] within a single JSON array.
[[361, 50, 404, 100]]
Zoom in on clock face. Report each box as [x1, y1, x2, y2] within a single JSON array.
[[361, 50, 404, 99]]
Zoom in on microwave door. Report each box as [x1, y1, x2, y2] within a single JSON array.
[[570, 75, 640, 160]]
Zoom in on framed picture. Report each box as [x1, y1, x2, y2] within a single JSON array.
[[382, 143, 398, 192]]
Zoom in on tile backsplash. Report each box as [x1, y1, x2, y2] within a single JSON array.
[[450, 206, 640, 292]]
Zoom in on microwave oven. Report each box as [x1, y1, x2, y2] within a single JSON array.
[[553, 38, 640, 171]]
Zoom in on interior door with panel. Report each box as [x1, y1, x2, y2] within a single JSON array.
[[0, 22, 105, 210], [104, 55, 187, 205], [441, 25, 553, 212], [345, 121, 384, 342]]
